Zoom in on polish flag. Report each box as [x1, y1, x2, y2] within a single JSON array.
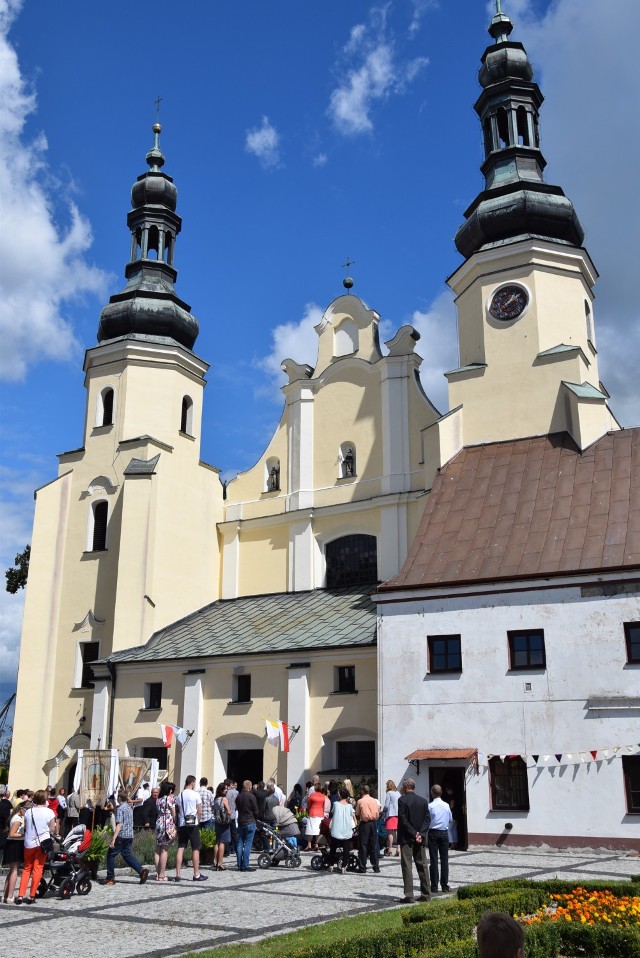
[[279, 721, 290, 753], [160, 724, 173, 747]]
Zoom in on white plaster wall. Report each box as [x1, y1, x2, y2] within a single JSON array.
[[378, 582, 640, 844]]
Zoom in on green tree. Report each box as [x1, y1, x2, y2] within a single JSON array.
[[5, 545, 30, 594]]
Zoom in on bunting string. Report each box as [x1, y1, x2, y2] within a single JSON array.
[[476, 742, 640, 768]]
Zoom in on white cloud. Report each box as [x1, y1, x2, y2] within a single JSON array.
[[328, 9, 428, 136], [256, 302, 323, 397], [0, 1, 108, 382], [245, 116, 282, 170], [312, 153, 328, 168]]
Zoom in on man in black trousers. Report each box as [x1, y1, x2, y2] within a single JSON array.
[[397, 778, 431, 903]]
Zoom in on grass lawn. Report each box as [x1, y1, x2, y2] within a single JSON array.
[[180, 902, 411, 958]]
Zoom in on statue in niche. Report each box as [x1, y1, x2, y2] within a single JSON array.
[[269, 466, 280, 491], [343, 448, 354, 478]]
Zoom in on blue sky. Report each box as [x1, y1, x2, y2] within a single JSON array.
[[1, 0, 640, 705]]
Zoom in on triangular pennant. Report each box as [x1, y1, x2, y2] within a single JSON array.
[[531, 754, 539, 764], [555, 753, 562, 763], [579, 753, 587, 763], [499, 754, 507, 762], [590, 750, 597, 760], [543, 755, 551, 763], [602, 748, 609, 759], [612, 746, 620, 755], [566, 753, 573, 761]]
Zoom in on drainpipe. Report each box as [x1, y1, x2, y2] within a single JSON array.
[[107, 660, 117, 748]]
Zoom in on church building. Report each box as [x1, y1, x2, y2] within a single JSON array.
[[10, 6, 640, 848]]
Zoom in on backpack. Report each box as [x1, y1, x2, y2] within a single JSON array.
[[214, 799, 231, 827]]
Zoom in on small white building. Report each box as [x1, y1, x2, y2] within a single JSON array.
[[376, 431, 640, 850]]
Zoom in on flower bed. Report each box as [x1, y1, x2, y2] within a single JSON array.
[[520, 886, 640, 927]]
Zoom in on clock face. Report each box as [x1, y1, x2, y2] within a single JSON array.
[[489, 285, 528, 321]]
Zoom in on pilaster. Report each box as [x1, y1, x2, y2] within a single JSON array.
[[286, 664, 311, 795]]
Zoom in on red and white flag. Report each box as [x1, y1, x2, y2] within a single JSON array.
[[160, 724, 173, 747], [265, 719, 290, 753]]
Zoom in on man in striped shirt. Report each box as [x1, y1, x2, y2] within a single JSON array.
[[199, 778, 214, 830], [104, 790, 149, 886]]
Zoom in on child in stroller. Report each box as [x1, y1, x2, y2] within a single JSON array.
[[256, 821, 302, 869], [309, 816, 360, 872], [37, 824, 93, 900]]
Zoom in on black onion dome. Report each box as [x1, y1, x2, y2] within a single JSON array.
[[479, 43, 533, 87], [454, 6, 584, 260], [96, 123, 200, 350]]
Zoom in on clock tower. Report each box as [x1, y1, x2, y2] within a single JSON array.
[[446, 4, 619, 450]]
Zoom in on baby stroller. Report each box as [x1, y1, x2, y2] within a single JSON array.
[[310, 817, 360, 872], [256, 822, 302, 869], [37, 825, 93, 900]]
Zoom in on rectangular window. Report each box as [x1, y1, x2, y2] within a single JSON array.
[[489, 756, 530, 811], [142, 746, 168, 771], [336, 740, 376, 774], [623, 757, 640, 813], [508, 629, 546, 670], [335, 665, 356, 693], [428, 635, 462, 673], [624, 623, 640, 664], [234, 674, 251, 703], [145, 682, 162, 710], [80, 642, 100, 689]]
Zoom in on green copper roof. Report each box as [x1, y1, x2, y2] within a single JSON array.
[[105, 586, 377, 664]]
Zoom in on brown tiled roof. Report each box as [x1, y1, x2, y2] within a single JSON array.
[[405, 748, 477, 761], [382, 429, 640, 591]]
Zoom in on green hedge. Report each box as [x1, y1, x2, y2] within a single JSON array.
[[456, 878, 640, 900], [525, 921, 640, 958], [402, 888, 549, 926]]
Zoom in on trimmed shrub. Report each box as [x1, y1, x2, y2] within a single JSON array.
[[457, 878, 640, 900], [403, 889, 549, 926]]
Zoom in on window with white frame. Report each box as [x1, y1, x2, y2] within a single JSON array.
[[88, 500, 108, 552]]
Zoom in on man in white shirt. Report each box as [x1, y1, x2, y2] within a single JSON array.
[[268, 778, 285, 805], [175, 775, 208, 882], [427, 784, 453, 893]]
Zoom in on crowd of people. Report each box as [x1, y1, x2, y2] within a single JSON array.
[[1, 774, 461, 903]]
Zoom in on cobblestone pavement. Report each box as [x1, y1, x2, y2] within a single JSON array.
[[1, 846, 638, 958]]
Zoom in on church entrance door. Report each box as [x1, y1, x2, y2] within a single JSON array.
[[227, 748, 263, 786], [428, 765, 467, 851]]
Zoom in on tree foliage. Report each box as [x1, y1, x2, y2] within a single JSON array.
[[5, 545, 30, 594]]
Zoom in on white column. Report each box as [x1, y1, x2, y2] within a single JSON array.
[[286, 664, 311, 796], [180, 672, 204, 782], [380, 357, 412, 495], [288, 516, 315, 592], [287, 385, 314, 512], [90, 679, 110, 748], [379, 501, 408, 581], [221, 523, 241, 599]]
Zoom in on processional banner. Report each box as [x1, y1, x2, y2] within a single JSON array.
[[74, 749, 119, 806]]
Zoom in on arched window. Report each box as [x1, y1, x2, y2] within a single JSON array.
[[585, 300, 595, 345], [334, 319, 358, 357], [164, 232, 173, 265], [102, 388, 114, 426], [497, 107, 510, 149], [326, 534, 377, 589], [95, 386, 115, 427], [92, 501, 108, 552], [516, 107, 530, 146], [265, 457, 280, 492], [338, 442, 356, 479], [483, 117, 494, 157], [180, 396, 194, 435], [147, 225, 159, 260]]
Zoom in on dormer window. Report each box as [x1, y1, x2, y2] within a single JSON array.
[[180, 396, 194, 435], [265, 457, 280, 492], [338, 443, 356, 480]]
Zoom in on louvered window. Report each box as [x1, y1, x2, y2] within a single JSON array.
[[102, 388, 114, 426]]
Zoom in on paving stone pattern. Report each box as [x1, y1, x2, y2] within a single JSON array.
[[1, 847, 638, 958]]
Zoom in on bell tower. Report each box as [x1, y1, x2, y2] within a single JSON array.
[[446, 3, 619, 450]]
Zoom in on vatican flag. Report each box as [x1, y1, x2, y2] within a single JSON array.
[[265, 719, 290, 752]]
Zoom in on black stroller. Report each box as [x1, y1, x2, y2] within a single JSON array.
[[37, 825, 93, 900], [256, 821, 302, 869], [310, 817, 360, 872]]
